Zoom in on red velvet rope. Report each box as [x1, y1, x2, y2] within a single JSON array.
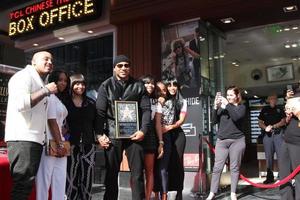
[[203, 138, 300, 188]]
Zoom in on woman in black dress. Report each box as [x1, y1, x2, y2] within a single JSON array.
[[140, 75, 164, 200]]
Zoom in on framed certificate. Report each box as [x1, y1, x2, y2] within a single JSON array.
[[115, 101, 139, 139]]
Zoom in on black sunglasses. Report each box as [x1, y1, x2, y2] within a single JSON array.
[[116, 63, 130, 68]]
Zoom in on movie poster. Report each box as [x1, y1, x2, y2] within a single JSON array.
[[0, 65, 20, 142], [161, 20, 203, 89], [161, 20, 204, 171]]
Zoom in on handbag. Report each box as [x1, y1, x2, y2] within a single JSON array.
[[46, 140, 71, 156]]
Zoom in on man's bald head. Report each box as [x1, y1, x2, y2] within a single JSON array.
[[31, 51, 53, 76]]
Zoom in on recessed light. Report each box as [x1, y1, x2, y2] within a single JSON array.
[[254, 95, 259, 98], [244, 90, 248, 94], [220, 17, 235, 24], [284, 27, 291, 31], [283, 5, 298, 12], [292, 26, 299, 30], [58, 37, 64, 40], [33, 43, 39, 47], [87, 30, 93, 34], [285, 44, 291, 48]]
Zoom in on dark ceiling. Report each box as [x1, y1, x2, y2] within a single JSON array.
[[0, 0, 300, 33], [110, 0, 300, 32], [0, 0, 28, 11]]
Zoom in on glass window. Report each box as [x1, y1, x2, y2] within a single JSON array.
[[26, 34, 113, 91]]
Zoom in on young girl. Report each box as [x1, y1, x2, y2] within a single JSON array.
[[65, 74, 97, 200]]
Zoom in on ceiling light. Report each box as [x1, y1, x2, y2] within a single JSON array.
[[214, 56, 219, 59], [284, 27, 291, 31], [285, 44, 291, 48], [220, 17, 235, 24], [283, 5, 298, 12], [292, 26, 299, 30], [87, 30, 93, 34], [232, 62, 236, 65], [254, 95, 259, 98], [32, 43, 39, 47], [219, 54, 225, 58], [244, 90, 248, 94], [293, 57, 298, 61], [58, 37, 64, 40]]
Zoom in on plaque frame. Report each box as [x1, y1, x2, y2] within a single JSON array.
[[115, 101, 139, 139]]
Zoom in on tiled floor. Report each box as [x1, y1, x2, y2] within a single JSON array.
[[91, 160, 282, 199], [91, 180, 281, 200]]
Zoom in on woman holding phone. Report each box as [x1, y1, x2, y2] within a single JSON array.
[[206, 86, 246, 200]]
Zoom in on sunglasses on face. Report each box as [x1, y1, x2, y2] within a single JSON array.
[[116, 63, 130, 68]]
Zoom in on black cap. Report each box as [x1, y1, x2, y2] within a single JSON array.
[[113, 55, 130, 67]]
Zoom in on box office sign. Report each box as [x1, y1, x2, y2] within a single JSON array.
[[9, 0, 102, 38]]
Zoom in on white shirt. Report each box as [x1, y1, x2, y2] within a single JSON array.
[[5, 65, 48, 145], [47, 94, 68, 140]]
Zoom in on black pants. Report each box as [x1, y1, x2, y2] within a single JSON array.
[[279, 141, 300, 200], [169, 128, 186, 192], [103, 139, 145, 200], [7, 141, 43, 200]]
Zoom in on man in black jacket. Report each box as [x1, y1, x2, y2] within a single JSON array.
[[96, 55, 151, 200]]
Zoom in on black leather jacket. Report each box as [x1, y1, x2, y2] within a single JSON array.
[[96, 76, 151, 138]]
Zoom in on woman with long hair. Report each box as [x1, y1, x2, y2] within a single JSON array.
[[155, 78, 187, 200], [65, 74, 97, 200], [139, 75, 164, 200], [206, 86, 246, 200], [36, 69, 70, 200]]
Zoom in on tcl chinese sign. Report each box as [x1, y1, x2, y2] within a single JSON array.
[[9, 0, 102, 38]]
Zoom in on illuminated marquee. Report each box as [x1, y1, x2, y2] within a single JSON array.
[[8, 0, 102, 38]]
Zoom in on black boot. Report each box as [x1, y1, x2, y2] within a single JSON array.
[[263, 168, 274, 184], [175, 191, 182, 200]]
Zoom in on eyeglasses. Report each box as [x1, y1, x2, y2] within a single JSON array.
[[116, 63, 130, 68]]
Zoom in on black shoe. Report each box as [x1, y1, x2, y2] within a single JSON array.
[[263, 178, 274, 184]]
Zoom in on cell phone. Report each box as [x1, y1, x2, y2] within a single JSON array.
[[216, 92, 221, 96], [287, 85, 293, 91]]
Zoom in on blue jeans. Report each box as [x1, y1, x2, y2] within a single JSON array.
[[7, 141, 43, 200]]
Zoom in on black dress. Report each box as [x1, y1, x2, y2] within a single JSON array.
[[142, 98, 158, 153]]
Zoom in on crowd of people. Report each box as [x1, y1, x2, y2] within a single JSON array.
[[4, 50, 300, 200]]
